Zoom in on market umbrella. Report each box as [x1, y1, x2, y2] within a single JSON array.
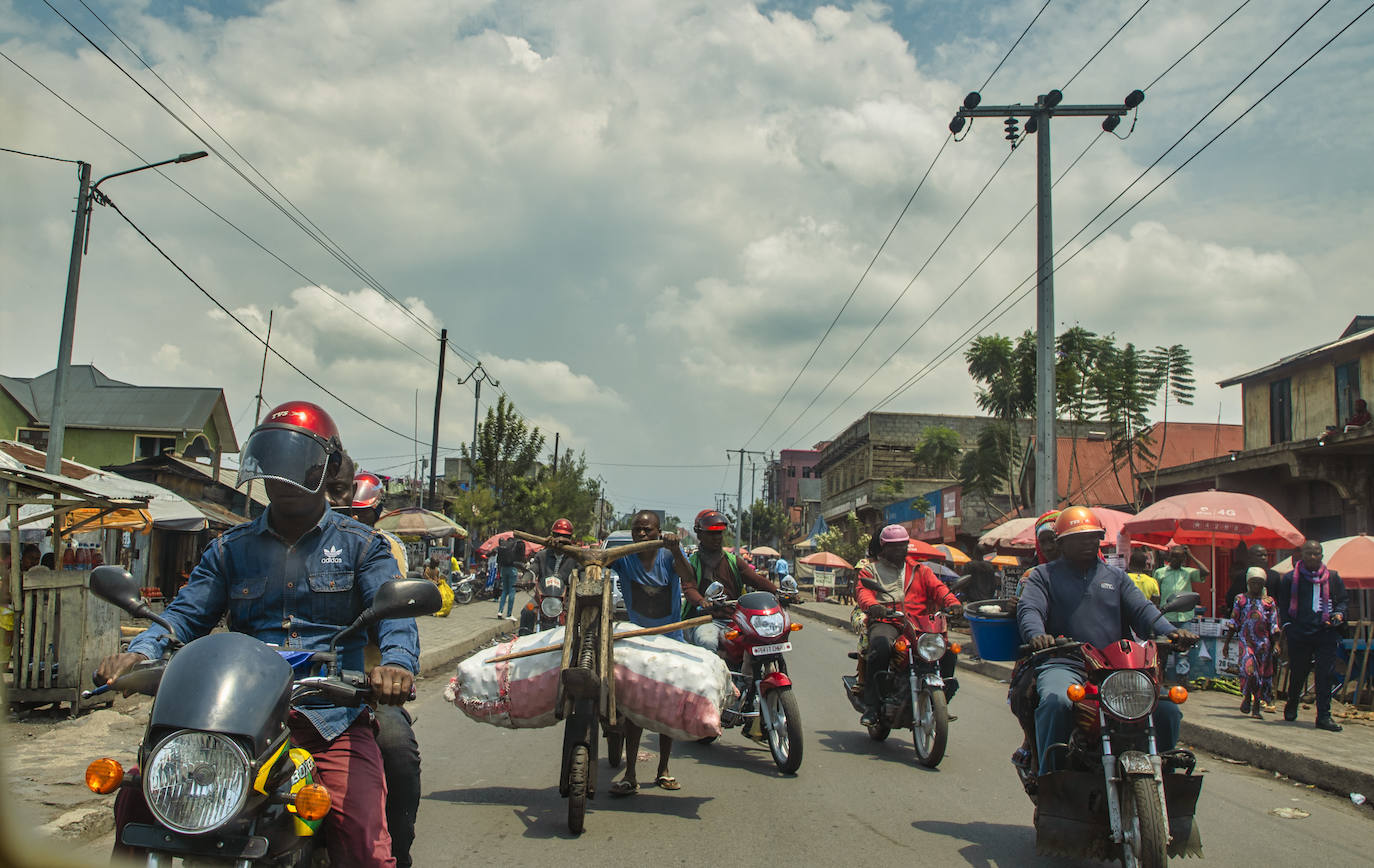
[[1278, 535, 1374, 589], [984, 554, 1021, 567], [800, 551, 853, 570], [1121, 491, 1304, 550], [979, 517, 1037, 551], [1009, 507, 1134, 550], [933, 544, 970, 565], [907, 538, 944, 559], [475, 530, 544, 559], [751, 545, 781, 557], [926, 560, 959, 579], [376, 507, 468, 539]]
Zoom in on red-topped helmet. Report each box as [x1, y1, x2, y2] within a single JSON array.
[[1054, 505, 1105, 539], [551, 518, 574, 538], [694, 509, 728, 532], [351, 471, 384, 510], [237, 401, 342, 493]]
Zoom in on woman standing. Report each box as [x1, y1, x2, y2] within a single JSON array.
[[1223, 566, 1281, 718]]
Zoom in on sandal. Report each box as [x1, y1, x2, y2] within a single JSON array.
[[655, 774, 681, 790], [609, 779, 639, 797]]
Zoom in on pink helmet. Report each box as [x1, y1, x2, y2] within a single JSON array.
[[879, 524, 910, 545]]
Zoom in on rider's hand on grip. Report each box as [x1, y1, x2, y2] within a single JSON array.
[[1029, 633, 1057, 651], [369, 664, 415, 706], [1169, 628, 1200, 649], [865, 604, 889, 620], [96, 652, 149, 689], [946, 603, 964, 617]]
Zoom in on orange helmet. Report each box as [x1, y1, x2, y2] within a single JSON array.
[[1054, 506, 1105, 539]]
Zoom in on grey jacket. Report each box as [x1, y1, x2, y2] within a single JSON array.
[[1018, 558, 1175, 649]]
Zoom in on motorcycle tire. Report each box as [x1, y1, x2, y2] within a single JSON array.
[[606, 732, 624, 769], [454, 584, 475, 605], [912, 687, 948, 768], [1120, 777, 1168, 868], [866, 723, 891, 742], [567, 744, 590, 835], [764, 687, 804, 774]]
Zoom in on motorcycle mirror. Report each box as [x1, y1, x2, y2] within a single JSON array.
[[704, 581, 725, 600], [370, 579, 444, 621], [1160, 591, 1201, 615], [89, 566, 145, 614]]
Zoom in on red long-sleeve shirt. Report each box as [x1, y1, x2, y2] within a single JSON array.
[[856, 558, 959, 620]]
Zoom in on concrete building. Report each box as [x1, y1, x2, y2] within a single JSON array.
[[1149, 317, 1374, 539]]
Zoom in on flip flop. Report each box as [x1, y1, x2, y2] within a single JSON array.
[[656, 775, 681, 790], [609, 779, 639, 797]]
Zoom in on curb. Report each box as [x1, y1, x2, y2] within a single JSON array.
[[790, 604, 1374, 798], [418, 622, 511, 676]]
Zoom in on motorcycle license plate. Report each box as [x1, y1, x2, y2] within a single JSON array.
[[751, 641, 792, 656]]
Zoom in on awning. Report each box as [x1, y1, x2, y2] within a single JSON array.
[[188, 498, 249, 528], [78, 472, 207, 532]]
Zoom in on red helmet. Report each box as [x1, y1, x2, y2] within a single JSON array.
[[1054, 506, 1105, 539], [694, 509, 728, 533], [551, 518, 574, 538], [351, 472, 384, 510], [237, 401, 342, 493]]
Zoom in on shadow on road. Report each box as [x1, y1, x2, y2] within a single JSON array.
[[424, 785, 712, 838], [673, 736, 797, 777], [910, 820, 1095, 868], [813, 728, 943, 774]]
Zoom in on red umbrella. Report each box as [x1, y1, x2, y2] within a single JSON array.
[[474, 531, 544, 559], [1010, 507, 1134, 550], [1121, 491, 1303, 549], [978, 517, 1037, 551], [800, 551, 853, 570], [1278, 535, 1374, 589], [907, 539, 945, 560]]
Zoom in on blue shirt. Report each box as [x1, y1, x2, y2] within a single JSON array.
[[774, 559, 790, 577], [1017, 558, 1175, 651], [611, 549, 684, 640], [128, 507, 419, 741]]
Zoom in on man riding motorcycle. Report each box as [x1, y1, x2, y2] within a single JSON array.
[[1016, 506, 1200, 776], [855, 524, 963, 727], [683, 509, 769, 653], [528, 518, 578, 583], [96, 401, 418, 867]]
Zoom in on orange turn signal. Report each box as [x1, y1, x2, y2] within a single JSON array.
[[724, 629, 741, 641], [949, 643, 962, 654], [85, 758, 124, 794], [1066, 684, 1087, 702], [893, 637, 910, 655], [789, 622, 803, 632], [294, 784, 332, 821], [1168, 685, 1188, 704], [525, 602, 535, 611]]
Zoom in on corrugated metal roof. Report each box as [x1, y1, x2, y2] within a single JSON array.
[[1218, 324, 1374, 387], [0, 366, 236, 450]]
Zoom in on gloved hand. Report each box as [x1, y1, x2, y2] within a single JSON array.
[[946, 603, 964, 618], [865, 604, 890, 620], [1029, 633, 1057, 651]]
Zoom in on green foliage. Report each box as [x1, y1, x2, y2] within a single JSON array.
[[813, 511, 870, 567], [958, 422, 1017, 500], [729, 500, 791, 547], [915, 426, 962, 478]]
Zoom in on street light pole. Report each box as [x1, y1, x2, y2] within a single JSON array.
[[45, 151, 209, 474]]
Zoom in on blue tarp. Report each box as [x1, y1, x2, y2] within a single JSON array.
[[883, 490, 941, 524]]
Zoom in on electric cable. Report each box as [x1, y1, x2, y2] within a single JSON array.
[[0, 145, 80, 163], [1061, 0, 1152, 91]]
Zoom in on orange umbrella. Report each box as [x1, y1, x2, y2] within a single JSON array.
[[1010, 507, 1134, 549], [984, 554, 1021, 567], [800, 551, 853, 570], [934, 544, 970, 564], [1278, 535, 1374, 589], [1121, 491, 1303, 549], [907, 538, 944, 560]]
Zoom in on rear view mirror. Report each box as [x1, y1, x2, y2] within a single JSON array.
[[370, 579, 443, 621], [90, 565, 144, 615], [1160, 591, 1201, 615], [704, 581, 725, 600]]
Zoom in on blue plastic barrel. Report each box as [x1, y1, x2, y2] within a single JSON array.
[[964, 598, 1021, 661]]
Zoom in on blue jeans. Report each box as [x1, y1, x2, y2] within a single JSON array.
[[1034, 661, 1181, 776], [498, 567, 518, 617]]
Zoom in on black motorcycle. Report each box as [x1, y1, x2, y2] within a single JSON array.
[[81, 565, 440, 865], [517, 571, 567, 636]]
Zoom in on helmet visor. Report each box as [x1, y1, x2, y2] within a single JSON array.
[[237, 427, 330, 493]]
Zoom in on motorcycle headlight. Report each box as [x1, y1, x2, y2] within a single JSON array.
[[541, 596, 564, 618], [916, 632, 947, 662], [1099, 670, 1157, 720], [144, 731, 251, 834], [749, 613, 785, 638]]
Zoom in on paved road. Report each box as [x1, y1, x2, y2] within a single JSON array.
[[412, 618, 1374, 864]]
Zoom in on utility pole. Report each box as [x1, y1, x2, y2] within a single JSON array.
[[427, 329, 448, 510], [552, 432, 559, 474], [749, 460, 759, 550], [242, 310, 273, 516], [951, 87, 1142, 514], [726, 448, 767, 545], [456, 362, 499, 493]]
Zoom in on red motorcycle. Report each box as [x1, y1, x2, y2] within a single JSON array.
[[842, 608, 958, 768], [703, 580, 806, 773], [1009, 593, 1204, 867]]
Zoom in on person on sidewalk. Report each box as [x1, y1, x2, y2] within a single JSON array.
[[1153, 544, 1207, 680], [608, 510, 700, 796], [1223, 567, 1280, 719], [1127, 550, 1161, 606], [1225, 544, 1282, 612], [495, 535, 525, 619], [1276, 539, 1349, 732]]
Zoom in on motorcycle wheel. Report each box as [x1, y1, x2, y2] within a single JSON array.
[[912, 687, 948, 768], [567, 744, 590, 835], [1120, 777, 1168, 868], [454, 584, 475, 605], [866, 722, 891, 742], [606, 732, 624, 768], [764, 687, 804, 773]]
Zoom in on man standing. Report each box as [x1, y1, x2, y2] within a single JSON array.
[[1126, 550, 1161, 606], [683, 509, 774, 652], [1153, 545, 1208, 617], [97, 402, 415, 866], [1225, 544, 1281, 612], [1277, 539, 1349, 732]]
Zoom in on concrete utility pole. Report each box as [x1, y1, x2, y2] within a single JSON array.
[[45, 151, 208, 474], [951, 88, 1142, 514], [242, 310, 274, 516], [456, 362, 499, 494], [427, 329, 448, 510], [726, 448, 767, 544]]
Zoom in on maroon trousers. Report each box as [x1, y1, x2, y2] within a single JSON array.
[[114, 713, 394, 867]]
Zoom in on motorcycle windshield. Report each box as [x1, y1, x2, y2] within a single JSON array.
[[149, 632, 293, 757], [910, 613, 947, 634], [537, 575, 566, 598], [737, 590, 781, 614]]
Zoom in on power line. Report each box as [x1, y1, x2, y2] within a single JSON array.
[[0, 145, 80, 163], [1061, 0, 1152, 91], [981, 1, 1054, 91]]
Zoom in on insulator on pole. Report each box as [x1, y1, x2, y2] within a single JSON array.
[[950, 116, 967, 134], [1004, 116, 1020, 144], [1102, 115, 1122, 133], [963, 91, 982, 110]]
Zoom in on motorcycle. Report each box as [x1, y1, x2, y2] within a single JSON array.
[[1009, 592, 1204, 867], [841, 606, 959, 768], [517, 570, 567, 637], [81, 565, 441, 865], [703, 578, 806, 773], [451, 569, 498, 605]]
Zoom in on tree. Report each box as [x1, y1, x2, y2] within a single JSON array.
[[1147, 344, 1195, 497], [730, 499, 791, 548], [959, 423, 1017, 502], [965, 332, 1036, 507], [813, 511, 869, 567], [458, 395, 545, 534], [914, 426, 962, 478]]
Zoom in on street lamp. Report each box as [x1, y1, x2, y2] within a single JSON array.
[[44, 151, 209, 474]]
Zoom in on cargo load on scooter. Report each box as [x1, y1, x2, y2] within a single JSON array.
[[446, 623, 733, 740]]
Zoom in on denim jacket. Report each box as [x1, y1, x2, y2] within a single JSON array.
[[128, 507, 419, 741]]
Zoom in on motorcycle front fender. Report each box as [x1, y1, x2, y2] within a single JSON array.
[[1117, 749, 1158, 779], [919, 673, 945, 691], [759, 670, 792, 693]]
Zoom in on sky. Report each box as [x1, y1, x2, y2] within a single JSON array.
[[2, 0, 1373, 522]]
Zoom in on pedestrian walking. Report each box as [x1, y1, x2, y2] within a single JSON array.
[[1277, 539, 1349, 732], [1223, 567, 1280, 719], [495, 535, 524, 619]]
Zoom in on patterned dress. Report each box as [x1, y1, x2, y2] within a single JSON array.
[[1228, 593, 1279, 702]]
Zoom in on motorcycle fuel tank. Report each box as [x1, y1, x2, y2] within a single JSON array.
[[149, 632, 294, 757]]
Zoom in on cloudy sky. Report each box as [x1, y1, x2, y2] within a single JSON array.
[[3, 0, 1372, 520]]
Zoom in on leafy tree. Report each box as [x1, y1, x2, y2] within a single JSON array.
[[965, 332, 1036, 506], [959, 422, 1017, 502], [813, 511, 870, 567], [729, 499, 791, 548], [1147, 344, 1195, 496], [914, 426, 962, 478], [456, 395, 544, 535]]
